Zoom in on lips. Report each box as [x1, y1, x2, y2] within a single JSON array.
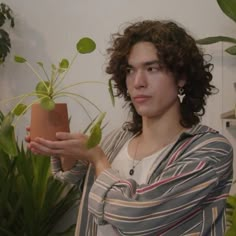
[[133, 95, 151, 103]]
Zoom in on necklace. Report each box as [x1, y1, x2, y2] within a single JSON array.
[[129, 128, 185, 176], [129, 137, 141, 176]]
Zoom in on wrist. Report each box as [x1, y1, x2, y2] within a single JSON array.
[[91, 148, 110, 177]]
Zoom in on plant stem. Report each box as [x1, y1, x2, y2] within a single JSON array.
[[26, 62, 49, 93], [54, 52, 78, 91], [55, 81, 106, 94], [12, 98, 42, 126], [53, 91, 102, 113]]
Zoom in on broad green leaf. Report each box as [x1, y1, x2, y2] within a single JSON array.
[[226, 45, 236, 55], [86, 123, 102, 149], [0, 113, 17, 156], [76, 37, 96, 54], [35, 81, 51, 98], [108, 79, 115, 106], [217, 0, 236, 23], [14, 55, 27, 63], [86, 112, 106, 149], [40, 97, 55, 111], [225, 227, 236, 236], [59, 58, 69, 69], [196, 36, 236, 45], [227, 195, 236, 208], [12, 103, 27, 116]]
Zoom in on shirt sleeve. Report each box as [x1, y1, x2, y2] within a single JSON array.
[[88, 135, 233, 235], [50, 156, 88, 185]]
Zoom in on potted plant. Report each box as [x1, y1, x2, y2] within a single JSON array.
[[0, 2, 14, 64], [1, 37, 114, 148], [0, 110, 79, 236]]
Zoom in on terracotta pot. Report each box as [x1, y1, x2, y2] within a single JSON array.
[[30, 103, 70, 141]]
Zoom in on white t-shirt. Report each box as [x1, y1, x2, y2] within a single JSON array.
[[97, 138, 170, 236]]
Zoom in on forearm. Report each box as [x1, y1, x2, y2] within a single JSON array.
[[88, 161, 218, 234], [91, 148, 111, 177]]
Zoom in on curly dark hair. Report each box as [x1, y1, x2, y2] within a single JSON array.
[[106, 20, 217, 134]]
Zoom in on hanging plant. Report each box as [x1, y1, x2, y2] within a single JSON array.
[[0, 3, 14, 64]]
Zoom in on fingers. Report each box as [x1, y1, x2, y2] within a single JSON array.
[[56, 132, 86, 140], [30, 139, 63, 156], [25, 135, 30, 143]]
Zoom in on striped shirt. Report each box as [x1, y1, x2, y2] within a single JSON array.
[[51, 124, 233, 236]]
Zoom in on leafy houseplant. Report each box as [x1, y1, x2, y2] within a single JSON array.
[[0, 3, 14, 64], [0, 110, 79, 236], [225, 191, 236, 236], [196, 0, 236, 55], [197, 1, 236, 235], [2, 37, 114, 148]]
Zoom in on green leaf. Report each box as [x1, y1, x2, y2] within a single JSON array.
[[108, 79, 115, 106], [226, 45, 236, 55], [217, 0, 236, 23], [37, 61, 44, 67], [40, 97, 55, 111], [227, 195, 236, 208], [14, 55, 27, 63], [12, 103, 27, 116], [59, 58, 69, 69], [0, 112, 17, 156], [35, 81, 51, 98], [76, 37, 96, 54], [86, 112, 106, 149], [51, 64, 56, 70], [196, 36, 236, 45]]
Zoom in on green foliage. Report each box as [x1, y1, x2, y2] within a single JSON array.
[[0, 3, 14, 64], [225, 193, 236, 235], [196, 0, 236, 56], [1, 37, 115, 149], [0, 111, 17, 156], [12, 37, 99, 113], [0, 111, 79, 236]]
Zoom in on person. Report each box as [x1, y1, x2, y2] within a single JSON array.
[[27, 20, 233, 236]]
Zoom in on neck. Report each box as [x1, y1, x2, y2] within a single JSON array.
[[140, 105, 186, 148]]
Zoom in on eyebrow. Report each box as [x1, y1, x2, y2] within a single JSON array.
[[127, 60, 160, 68]]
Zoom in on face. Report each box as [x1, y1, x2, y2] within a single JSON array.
[[126, 41, 183, 119]]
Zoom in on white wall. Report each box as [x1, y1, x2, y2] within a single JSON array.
[[2, 0, 236, 177], [2, 0, 236, 230]]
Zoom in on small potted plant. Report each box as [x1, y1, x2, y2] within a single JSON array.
[[1, 37, 114, 149]]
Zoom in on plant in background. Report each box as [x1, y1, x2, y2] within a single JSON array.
[[0, 110, 78, 236], [0, 2, 14, 64], [197, 1, 236, 235], [1, 37, 114, 148], [225, 190, 236, 236], [196, 0, 236, 55]]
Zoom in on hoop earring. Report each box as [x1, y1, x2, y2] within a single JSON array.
[[178, 87, 185, 103]]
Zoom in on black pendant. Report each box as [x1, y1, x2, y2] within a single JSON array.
[[129, 168, 134, 175]]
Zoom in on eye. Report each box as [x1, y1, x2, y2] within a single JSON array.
[[126, 67, 134, 75], [147, 66, 159, 72]]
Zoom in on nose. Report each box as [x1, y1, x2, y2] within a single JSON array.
[[133, 69, 147, 89]]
